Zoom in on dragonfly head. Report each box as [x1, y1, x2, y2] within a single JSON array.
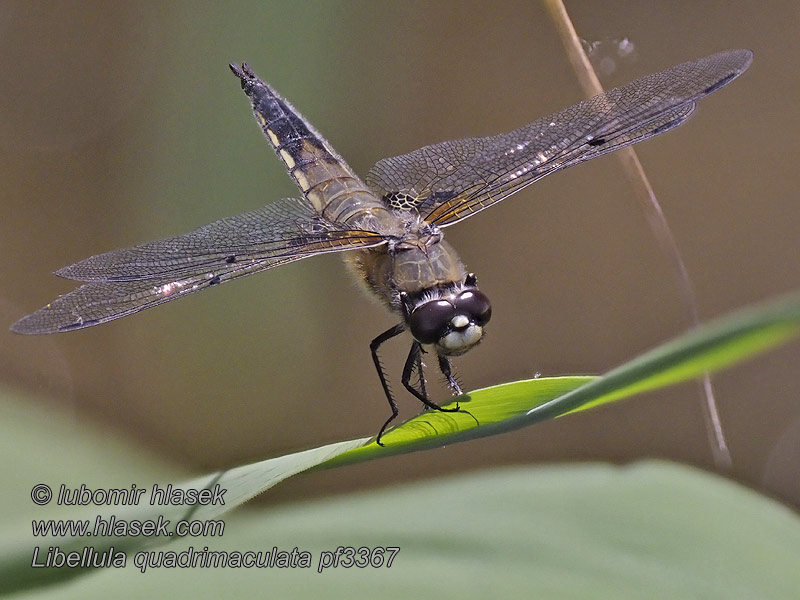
[[406, 275, 492, 356]]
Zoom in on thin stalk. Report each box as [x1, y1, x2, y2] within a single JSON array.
[[542, 0, 730, 468]]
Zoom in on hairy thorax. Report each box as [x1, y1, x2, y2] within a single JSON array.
[[344, 234, 467, 314]]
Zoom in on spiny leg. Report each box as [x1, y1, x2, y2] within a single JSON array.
[[438, 354, 479, 427], [402, 342, 461, 413], [438, 354, 462, 395], [403, 342, 429, 409], [371, 323, 406, 446], [414, 345, 429, 402]]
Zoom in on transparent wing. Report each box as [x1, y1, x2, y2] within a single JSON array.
[[366, 49, 752, 227], [12, 197, 386, 334]]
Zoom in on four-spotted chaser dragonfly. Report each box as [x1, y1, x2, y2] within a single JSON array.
[[12, 50, 753, 444]]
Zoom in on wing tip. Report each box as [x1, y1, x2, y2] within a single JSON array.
[[55, 265, 75, 280], [700, 49, 754, 96], [9, 318, 31, 335], [731, 48, 754, 70], [10, 314, 47, 335], [10, 308, 96, 335]]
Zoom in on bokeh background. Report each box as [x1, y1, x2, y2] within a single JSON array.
[[3, 2, 799, 508]]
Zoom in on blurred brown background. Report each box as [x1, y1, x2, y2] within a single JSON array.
[[3, 2, 799, 507]]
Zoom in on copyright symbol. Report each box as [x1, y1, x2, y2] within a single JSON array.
[[31, 484, 52, 505]]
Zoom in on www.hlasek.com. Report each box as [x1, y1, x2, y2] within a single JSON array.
[[33, 545, 400, 573]]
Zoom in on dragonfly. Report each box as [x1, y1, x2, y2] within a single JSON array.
[[12, 49, 753, 445]]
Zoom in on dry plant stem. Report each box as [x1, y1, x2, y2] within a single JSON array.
[[542, 0, 731, 469]]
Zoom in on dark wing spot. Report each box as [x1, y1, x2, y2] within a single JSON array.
[[703, 72, 737, 95], [208, 275, 221, 286], [587, 137, 606, 147], [651, 115, 686, 136], [61, 319, 100, 332], [226, 256, 237, 264]]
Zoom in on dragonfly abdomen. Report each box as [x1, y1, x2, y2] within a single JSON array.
[[231, 62, 396, 230]]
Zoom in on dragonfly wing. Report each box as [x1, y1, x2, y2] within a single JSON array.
[[366, 49, 752, 227], [12, 197, 386, 334]]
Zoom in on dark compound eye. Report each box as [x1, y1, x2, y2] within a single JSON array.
[[455, 290, 492, 326], [408, 300, 455, 345]]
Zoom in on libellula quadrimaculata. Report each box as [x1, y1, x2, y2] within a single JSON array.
[[12, 50, 753, 444]]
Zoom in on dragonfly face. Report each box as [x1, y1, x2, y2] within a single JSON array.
[[407, 285, 492, 357], [12, 50, 753, 445]]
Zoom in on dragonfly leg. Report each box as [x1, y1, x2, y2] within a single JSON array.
[[392, 339, 429, 408], [414, 345, 429, 402], [402, 342, 461, 413], [437, 354, 463, 395], [438, 354, 480, 427], [371, 323, 406, 446]]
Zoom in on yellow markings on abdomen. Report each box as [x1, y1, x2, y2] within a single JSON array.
[[279, 149, 296, 169], [295, 170, 311, 191], [265, 128, 280, 146]]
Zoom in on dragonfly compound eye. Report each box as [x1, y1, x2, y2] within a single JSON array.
[[455, 290, 492, 326], [409, 300, 455, 345]]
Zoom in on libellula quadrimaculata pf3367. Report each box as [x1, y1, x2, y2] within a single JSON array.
[[13, 50, 753, 445]]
